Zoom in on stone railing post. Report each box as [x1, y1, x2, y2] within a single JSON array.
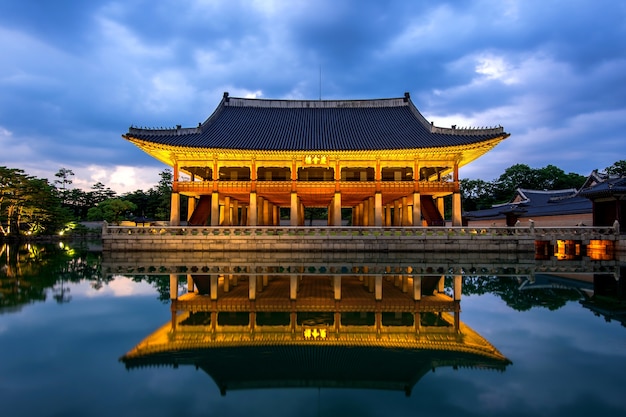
[[614, 220, 620, 234]]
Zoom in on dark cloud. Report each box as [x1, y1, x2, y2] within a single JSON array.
[[0, 0, 625, 192]]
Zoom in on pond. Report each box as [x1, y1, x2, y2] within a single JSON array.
[[1, 242, 625, 417]]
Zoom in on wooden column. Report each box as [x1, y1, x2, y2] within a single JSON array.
[[233, 199, 239, 225], [290, 192, 299, 226], [413, 192, 421, 226], [187, 197, 196, 222], [393, 200, 401, 226], [437, 197, 445, 221], [249, 192, 257, 226], [452, 192, 462, 226], [170, 192, 180, 226], [186, 274, 194, 293], [211, 191, 220, 226], [223, 196, 231, 226], [402, 196, 409, 226], [333, 192, 342, 226], [374, 193, 383, 227]]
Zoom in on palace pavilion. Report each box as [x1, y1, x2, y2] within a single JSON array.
[[123, 92, 509, 227]]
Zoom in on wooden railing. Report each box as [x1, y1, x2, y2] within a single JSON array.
[[173, 180, 458, 194]]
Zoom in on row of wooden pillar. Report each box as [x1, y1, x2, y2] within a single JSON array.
[[170, 274, 463, 302], [173, 190, 462, 227]]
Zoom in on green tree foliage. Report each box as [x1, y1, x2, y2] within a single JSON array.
[[87, 198, 137, 224], [122, 169, 173, 220], [462, 163, 587, 211], [1, 167, 72, 237], [605, 160, 626, 176]]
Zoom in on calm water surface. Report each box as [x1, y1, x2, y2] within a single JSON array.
[[1, 243, 625, 417]]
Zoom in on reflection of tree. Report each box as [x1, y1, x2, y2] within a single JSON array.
[[0, 243, 106, 310], [453, 276, 582, 311], [130, 275, 172, 303]]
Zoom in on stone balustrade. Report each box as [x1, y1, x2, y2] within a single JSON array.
[[101, 223, 621, 253]]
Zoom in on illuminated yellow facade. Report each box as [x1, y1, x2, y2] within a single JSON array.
[[124, 93, 509, 227]]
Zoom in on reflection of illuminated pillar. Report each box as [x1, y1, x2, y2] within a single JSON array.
[[333, 275, 341, 300], [438, 275, 445, 293], [290, 310, 297, 333], [211, 311, 217, 333], [256, 276, 263, 292], [375, 275, 382, 300], [454, 275, 462, 301], [402, 275, 409, 293], [262, 275, 269, 288], [169, 274, 178, 300], [249, 311, 256, 332], [368, 276, 375, 293], [413, 276, 421, 300], [223, 274, 229, 293], [290, 275, 298, 300], [210, 275, 218, 300], [187, 274, 194, 293], [249, 276, 256, 300]]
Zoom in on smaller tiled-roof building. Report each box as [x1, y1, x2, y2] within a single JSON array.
[[464, 188, 592, 227], [464, 170, 626, 228], [578, 170, 626, 228]]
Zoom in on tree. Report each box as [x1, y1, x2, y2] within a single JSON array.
[[54, 168, 74, 205], [87, 198, 137, 224], [460, 178, 496, 211], [1, 167, 71, 237], [605, 160, 626, 177]]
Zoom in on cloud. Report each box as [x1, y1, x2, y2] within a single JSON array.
[[0, 0, 625, 194]]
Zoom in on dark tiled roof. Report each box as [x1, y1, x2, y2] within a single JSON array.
[[579, 176, 626, 199], [125, 93, 507, 151], [464, 189, 592, 220]]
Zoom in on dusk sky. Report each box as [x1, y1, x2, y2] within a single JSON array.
[[1, 0, 625, 193]]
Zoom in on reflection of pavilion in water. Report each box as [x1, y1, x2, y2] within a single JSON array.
[[121, 260, 512, 396]]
